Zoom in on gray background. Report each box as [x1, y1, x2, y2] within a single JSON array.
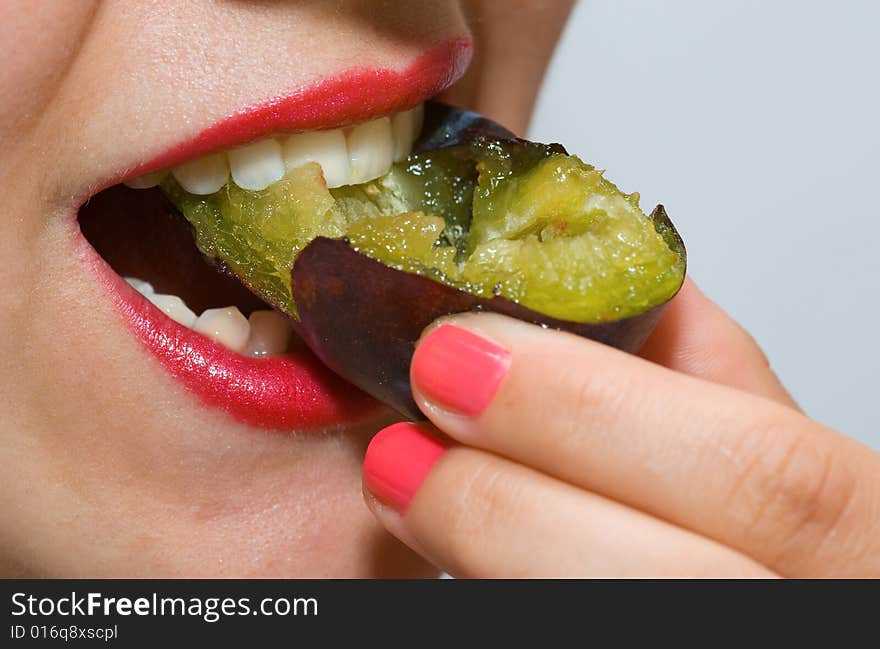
[[530, 0, 879, 449]]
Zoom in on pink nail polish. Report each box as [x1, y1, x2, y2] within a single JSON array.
[[363, 422, 447, 513], [411, 324, 511, 416]]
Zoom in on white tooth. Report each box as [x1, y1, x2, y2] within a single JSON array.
[[391, 104, 424, 162], [228, 139, 285, 191], [123, 171, 164, 189], [244, 310, 291, 357], [347, 116, 393, 184], [283, 129, 350, 188], [147, 293, 198, 328], [193, 307, 250, 352], [124, 277, 155, 296], [172, 152, 229, 195]]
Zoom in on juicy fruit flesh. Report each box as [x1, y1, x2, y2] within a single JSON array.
[[161, 140, 685, 323]]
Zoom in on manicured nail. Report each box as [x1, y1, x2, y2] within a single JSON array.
[[363, 422, 447, 513], [411, 324, 511, 416]]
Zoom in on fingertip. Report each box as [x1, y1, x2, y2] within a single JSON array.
[[363, 422, 447, 514], [411, 324, 511, 418]]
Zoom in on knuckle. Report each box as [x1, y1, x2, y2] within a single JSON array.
[[683, 315, 772, 386], [558, 362, 630, 441], [729, 417, 857, 559], [730, 320, 773, 370], [439, 456, 518, 577], [703, 335, 765, 385]]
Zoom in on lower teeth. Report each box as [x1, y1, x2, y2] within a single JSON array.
[[124, 276, 293, 356]]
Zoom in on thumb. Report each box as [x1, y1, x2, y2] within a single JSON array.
[[640, 278, 799, 410]]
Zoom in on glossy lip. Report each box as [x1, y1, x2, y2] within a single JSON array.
[[123, 38, 473, 182], [82, 37, 472, 430], [84, 246, 381, 430]]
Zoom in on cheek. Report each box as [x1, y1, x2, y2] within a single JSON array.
[[0, 1, 99, 136]]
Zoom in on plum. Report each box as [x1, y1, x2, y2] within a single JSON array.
[[161, 102, 687, 418]]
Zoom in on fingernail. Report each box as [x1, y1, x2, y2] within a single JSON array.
[[363, 422, 447, 513], [411, 324, 511, 416]]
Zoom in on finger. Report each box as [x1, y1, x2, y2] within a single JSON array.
[[362, 422, 775, 578], [640, 278, 799, 409], [409, 314, 880, 577]]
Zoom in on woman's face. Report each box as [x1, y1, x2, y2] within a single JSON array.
[[0, 0, 569, 577]]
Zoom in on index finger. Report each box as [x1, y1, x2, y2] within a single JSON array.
[[409, 313, 880, 577]]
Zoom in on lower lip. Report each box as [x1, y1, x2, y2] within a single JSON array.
[[80, 232, 381, 431]]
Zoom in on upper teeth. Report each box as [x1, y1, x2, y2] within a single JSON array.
[[125, 276, 293, 357], [169, 152, 228, 196], [124, 104, 424, 194], [282, 128, 350, 189], [347, 116, 394, 184], [228, 139, 286, 191]]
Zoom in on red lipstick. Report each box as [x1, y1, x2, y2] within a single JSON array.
[[85, 244, 380, 430]]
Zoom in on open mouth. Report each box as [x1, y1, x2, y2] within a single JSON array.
[[75, 36, 685, 431], [84, 102, 425, 358], [76, 41, 471, 431]]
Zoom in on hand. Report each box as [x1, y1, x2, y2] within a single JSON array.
[[361, 280, 880, 577]]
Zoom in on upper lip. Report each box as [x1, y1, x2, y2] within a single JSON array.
[[116, 37, 472, 187]]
